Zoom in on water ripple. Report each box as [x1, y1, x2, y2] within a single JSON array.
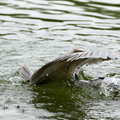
[[0, 0, 120, 119]]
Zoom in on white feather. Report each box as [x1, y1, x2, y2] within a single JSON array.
[[107, 51, 115, 59], [99, 51, 107, 59], [92, 51, 101, 58], [20, 64, 33, 82], [114, 53, 120, 59]]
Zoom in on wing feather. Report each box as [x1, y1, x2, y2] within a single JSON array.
[[67, 52, 85, 62], [107, 51, 115, 59], [73, 52, 88, 60], [113, 53, 120, 59], [66, 51, 120, 61], [101, 51, 107, 59], [29, 50, 120, 85], [91, 51, 101, 58]]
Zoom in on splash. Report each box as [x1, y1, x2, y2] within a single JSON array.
[[100, 75, 120, 96]]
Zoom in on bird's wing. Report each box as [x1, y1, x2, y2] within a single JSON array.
[[30, 50, 120, 85], [57, 50, 120, 61]]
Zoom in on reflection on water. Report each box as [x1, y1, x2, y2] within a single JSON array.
[[31, 78, 101, 119], [0, 0, 120, 119], [32, 86, 86, 119]]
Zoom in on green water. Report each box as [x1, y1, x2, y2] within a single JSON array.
[[0, 0, 120, 119]]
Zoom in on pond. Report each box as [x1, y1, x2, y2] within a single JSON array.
[[0, 0, 120, 119]]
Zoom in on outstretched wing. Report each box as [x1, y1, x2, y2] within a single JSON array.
[[30, 50, 120, 85], [57, 50, 120, 61]]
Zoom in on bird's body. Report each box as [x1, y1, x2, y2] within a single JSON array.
[[20, 47, 120, 85]]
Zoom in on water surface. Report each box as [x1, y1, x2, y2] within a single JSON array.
[[0, 0, 120, 119]]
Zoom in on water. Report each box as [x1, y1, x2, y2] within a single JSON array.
[[0, 0, 120, 119]]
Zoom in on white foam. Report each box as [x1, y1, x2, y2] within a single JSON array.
[[100, 75, 120, 96]]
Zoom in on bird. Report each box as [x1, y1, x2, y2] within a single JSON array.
[[20, 47, 120, 86]]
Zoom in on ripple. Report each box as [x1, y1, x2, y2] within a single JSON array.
[[0, 0, 120, 119]]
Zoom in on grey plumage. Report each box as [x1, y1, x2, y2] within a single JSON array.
[[20, 64, 33, 82], [20, 48, 120, 85]]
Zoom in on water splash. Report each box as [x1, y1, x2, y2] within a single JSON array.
[[100, 75, 120, 96]]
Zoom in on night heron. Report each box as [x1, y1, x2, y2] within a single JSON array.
[[20, 47, 120, 86]]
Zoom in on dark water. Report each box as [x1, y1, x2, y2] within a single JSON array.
[[0, 0, 120, 119]]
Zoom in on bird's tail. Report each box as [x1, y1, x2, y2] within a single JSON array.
[[20, 64, 33, 82]]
